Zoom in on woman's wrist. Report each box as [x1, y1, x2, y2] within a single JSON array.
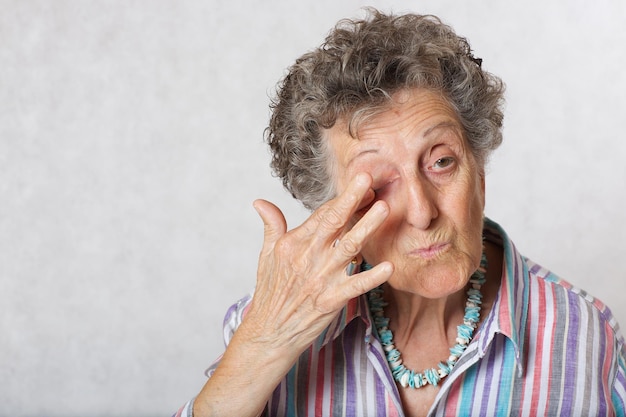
[[192, 323, 302, 417]]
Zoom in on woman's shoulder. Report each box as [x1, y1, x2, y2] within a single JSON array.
[[485, 217, 623, 346], [524, 257, 624, 345]]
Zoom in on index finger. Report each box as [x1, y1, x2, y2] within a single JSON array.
[[308, 172, 374, 239]]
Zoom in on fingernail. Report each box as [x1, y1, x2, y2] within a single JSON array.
[[372, 200, 389, 215], [355, 172, 370, 186], [380, 262, 393, 273]]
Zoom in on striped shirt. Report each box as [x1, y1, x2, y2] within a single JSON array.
[[175, 218, 626, 416]]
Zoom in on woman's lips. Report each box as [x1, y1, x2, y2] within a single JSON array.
[[410, 242, 450, 259]]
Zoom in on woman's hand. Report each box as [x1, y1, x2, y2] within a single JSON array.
[[246, 172, 393, 352], [193, 173, 393, 417]]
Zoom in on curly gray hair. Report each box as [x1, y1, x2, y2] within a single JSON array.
[[266, 9, 505, 210]]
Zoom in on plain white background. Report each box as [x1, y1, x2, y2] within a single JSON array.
[[1, 0, 625, 415]]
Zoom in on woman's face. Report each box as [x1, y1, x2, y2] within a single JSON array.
[[327, 89, 485, 298]]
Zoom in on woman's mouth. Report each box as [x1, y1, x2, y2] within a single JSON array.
[[410, 242, 450, 259]]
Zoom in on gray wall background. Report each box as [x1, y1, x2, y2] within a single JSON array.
[[2, 0, 625, 415]]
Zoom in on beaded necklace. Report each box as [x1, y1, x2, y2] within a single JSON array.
[[366, 252, 487, 389]]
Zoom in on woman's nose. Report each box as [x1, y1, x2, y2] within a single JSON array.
[[404, 176, 438, 229]]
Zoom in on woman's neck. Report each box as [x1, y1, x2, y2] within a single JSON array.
[[382, 283, 466, 346]]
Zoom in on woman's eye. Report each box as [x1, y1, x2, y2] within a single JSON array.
[[432, 157, 455, 169]]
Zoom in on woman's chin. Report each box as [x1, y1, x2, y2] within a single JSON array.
[[386, 261, 473, 299]]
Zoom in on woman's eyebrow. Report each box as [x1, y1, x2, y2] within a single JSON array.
[[423, 120, 462, 139]]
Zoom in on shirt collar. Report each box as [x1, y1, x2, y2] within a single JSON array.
[[477, 217, 529, 376]]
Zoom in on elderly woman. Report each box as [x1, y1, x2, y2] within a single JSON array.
[[176, 10, 626, 417]]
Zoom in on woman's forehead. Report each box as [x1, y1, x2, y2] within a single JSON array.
[[328, 89, 464, 151], [338, 89, 462, 139]]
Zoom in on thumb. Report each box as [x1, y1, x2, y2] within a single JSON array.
[[253, 199, 287, 254]]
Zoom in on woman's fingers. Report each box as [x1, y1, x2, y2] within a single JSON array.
[[331, 199, 388, 262], [251, 172, 392, 317], [295, 173, 374, 249], [312, 259, 394, 315], [341, 261, 393, 299], [314, 173, 372, 234]]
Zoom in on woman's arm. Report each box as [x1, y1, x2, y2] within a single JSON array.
[[192, 173, 393, 417]]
